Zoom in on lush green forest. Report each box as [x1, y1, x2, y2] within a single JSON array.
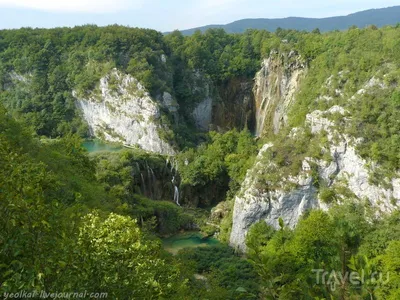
[[1, 108, 399, 298], [1, 23, 400, 299], [0, 103, 255, 298]]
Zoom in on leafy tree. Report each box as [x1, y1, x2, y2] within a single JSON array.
[[69, 212, 187, 299], [376, 241, 400, 300]]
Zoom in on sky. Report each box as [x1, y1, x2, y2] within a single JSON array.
[[0, 0, 399, 32]]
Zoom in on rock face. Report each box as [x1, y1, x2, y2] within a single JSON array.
[[191, 73, 213, 131], [306, 106, 400, 212], [254, 51, 306, 136], [212, 78, 255, 132], [161, 92, 179, 114], [75, 69, 175, 155], [230, 144, 321, 252], [173, 69, 215, 131], [192, 96, 212, 131], [230, 84, 400, 251]]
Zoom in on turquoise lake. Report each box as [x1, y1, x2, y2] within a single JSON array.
[[82, 140, 123, 153], [162, 232, 220, 254]]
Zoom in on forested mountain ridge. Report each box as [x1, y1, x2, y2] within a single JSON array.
[[174, 5, 400, 35], [1, 24, 400, 299]]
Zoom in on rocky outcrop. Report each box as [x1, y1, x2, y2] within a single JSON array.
[[75, 69, 175, 155], [254, 51, 306, 136], [306, 105, 399, 212], [230, 144, 321, 251], [161, 92, 179, 114], [230, 99, 400, 251]]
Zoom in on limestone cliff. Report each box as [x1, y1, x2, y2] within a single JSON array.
[[75, 69, 175, 155], [230, 144, 321, 251], [230, 70, 400, 251], [254, 51, 306, 136]]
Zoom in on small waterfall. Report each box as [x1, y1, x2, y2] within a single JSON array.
[[166, 159, 181, 206], [174, 185, 180, 206], [146, 161, 153, 198], [140, 173, 146, 196], [174, 159, 178, 173], [135, 162, 141, 173], [171, 176, 180, 206], [167, 157, 179, 176], [150, 167, 156, 186], [136, 162, 146, 196]]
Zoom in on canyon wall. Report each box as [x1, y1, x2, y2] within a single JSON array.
[[75, 69, 176, 155]]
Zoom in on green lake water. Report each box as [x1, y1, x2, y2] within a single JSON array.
[[162, 232, 220, 254], [82, 140, 123, 153]]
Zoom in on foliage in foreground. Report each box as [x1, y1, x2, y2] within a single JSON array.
[[177, 245, 260, 299], [0, 105, 188, 298], [246, 204, 400, 299]]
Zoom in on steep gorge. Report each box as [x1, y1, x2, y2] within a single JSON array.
[[2, 25, 399, 252], [229, 66, 400, 251], [74, 50, 306, 154]]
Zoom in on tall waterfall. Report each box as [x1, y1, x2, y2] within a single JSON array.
[[172, 176, 180, 206]]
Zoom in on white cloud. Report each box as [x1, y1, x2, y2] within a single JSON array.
[[0, 0, 143, 13]]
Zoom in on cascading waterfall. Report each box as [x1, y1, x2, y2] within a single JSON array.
[[174, 159, 178, 173], [174, 186, 180, 206], [135, 162, 147, 196], [171, 175, 180, 206], [169, 157, 179, 175], [140, 173, 146, 196], [170, 158, 174, 174], [150, 167, 156, 189], [135, 162, 141, 174], [167, 159, 181, 206], [146, 161, 153, 198]]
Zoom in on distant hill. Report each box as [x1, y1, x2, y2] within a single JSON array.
[[173, 6, 400, 35]]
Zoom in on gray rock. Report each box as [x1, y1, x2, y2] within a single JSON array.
[[192, 97, 212, 130], [230, 92, 400, 251], [162, 92, 179, 113], [253, 52, 306, 136], [75, 69, 175, 155], [230, 144, 319, 252]]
